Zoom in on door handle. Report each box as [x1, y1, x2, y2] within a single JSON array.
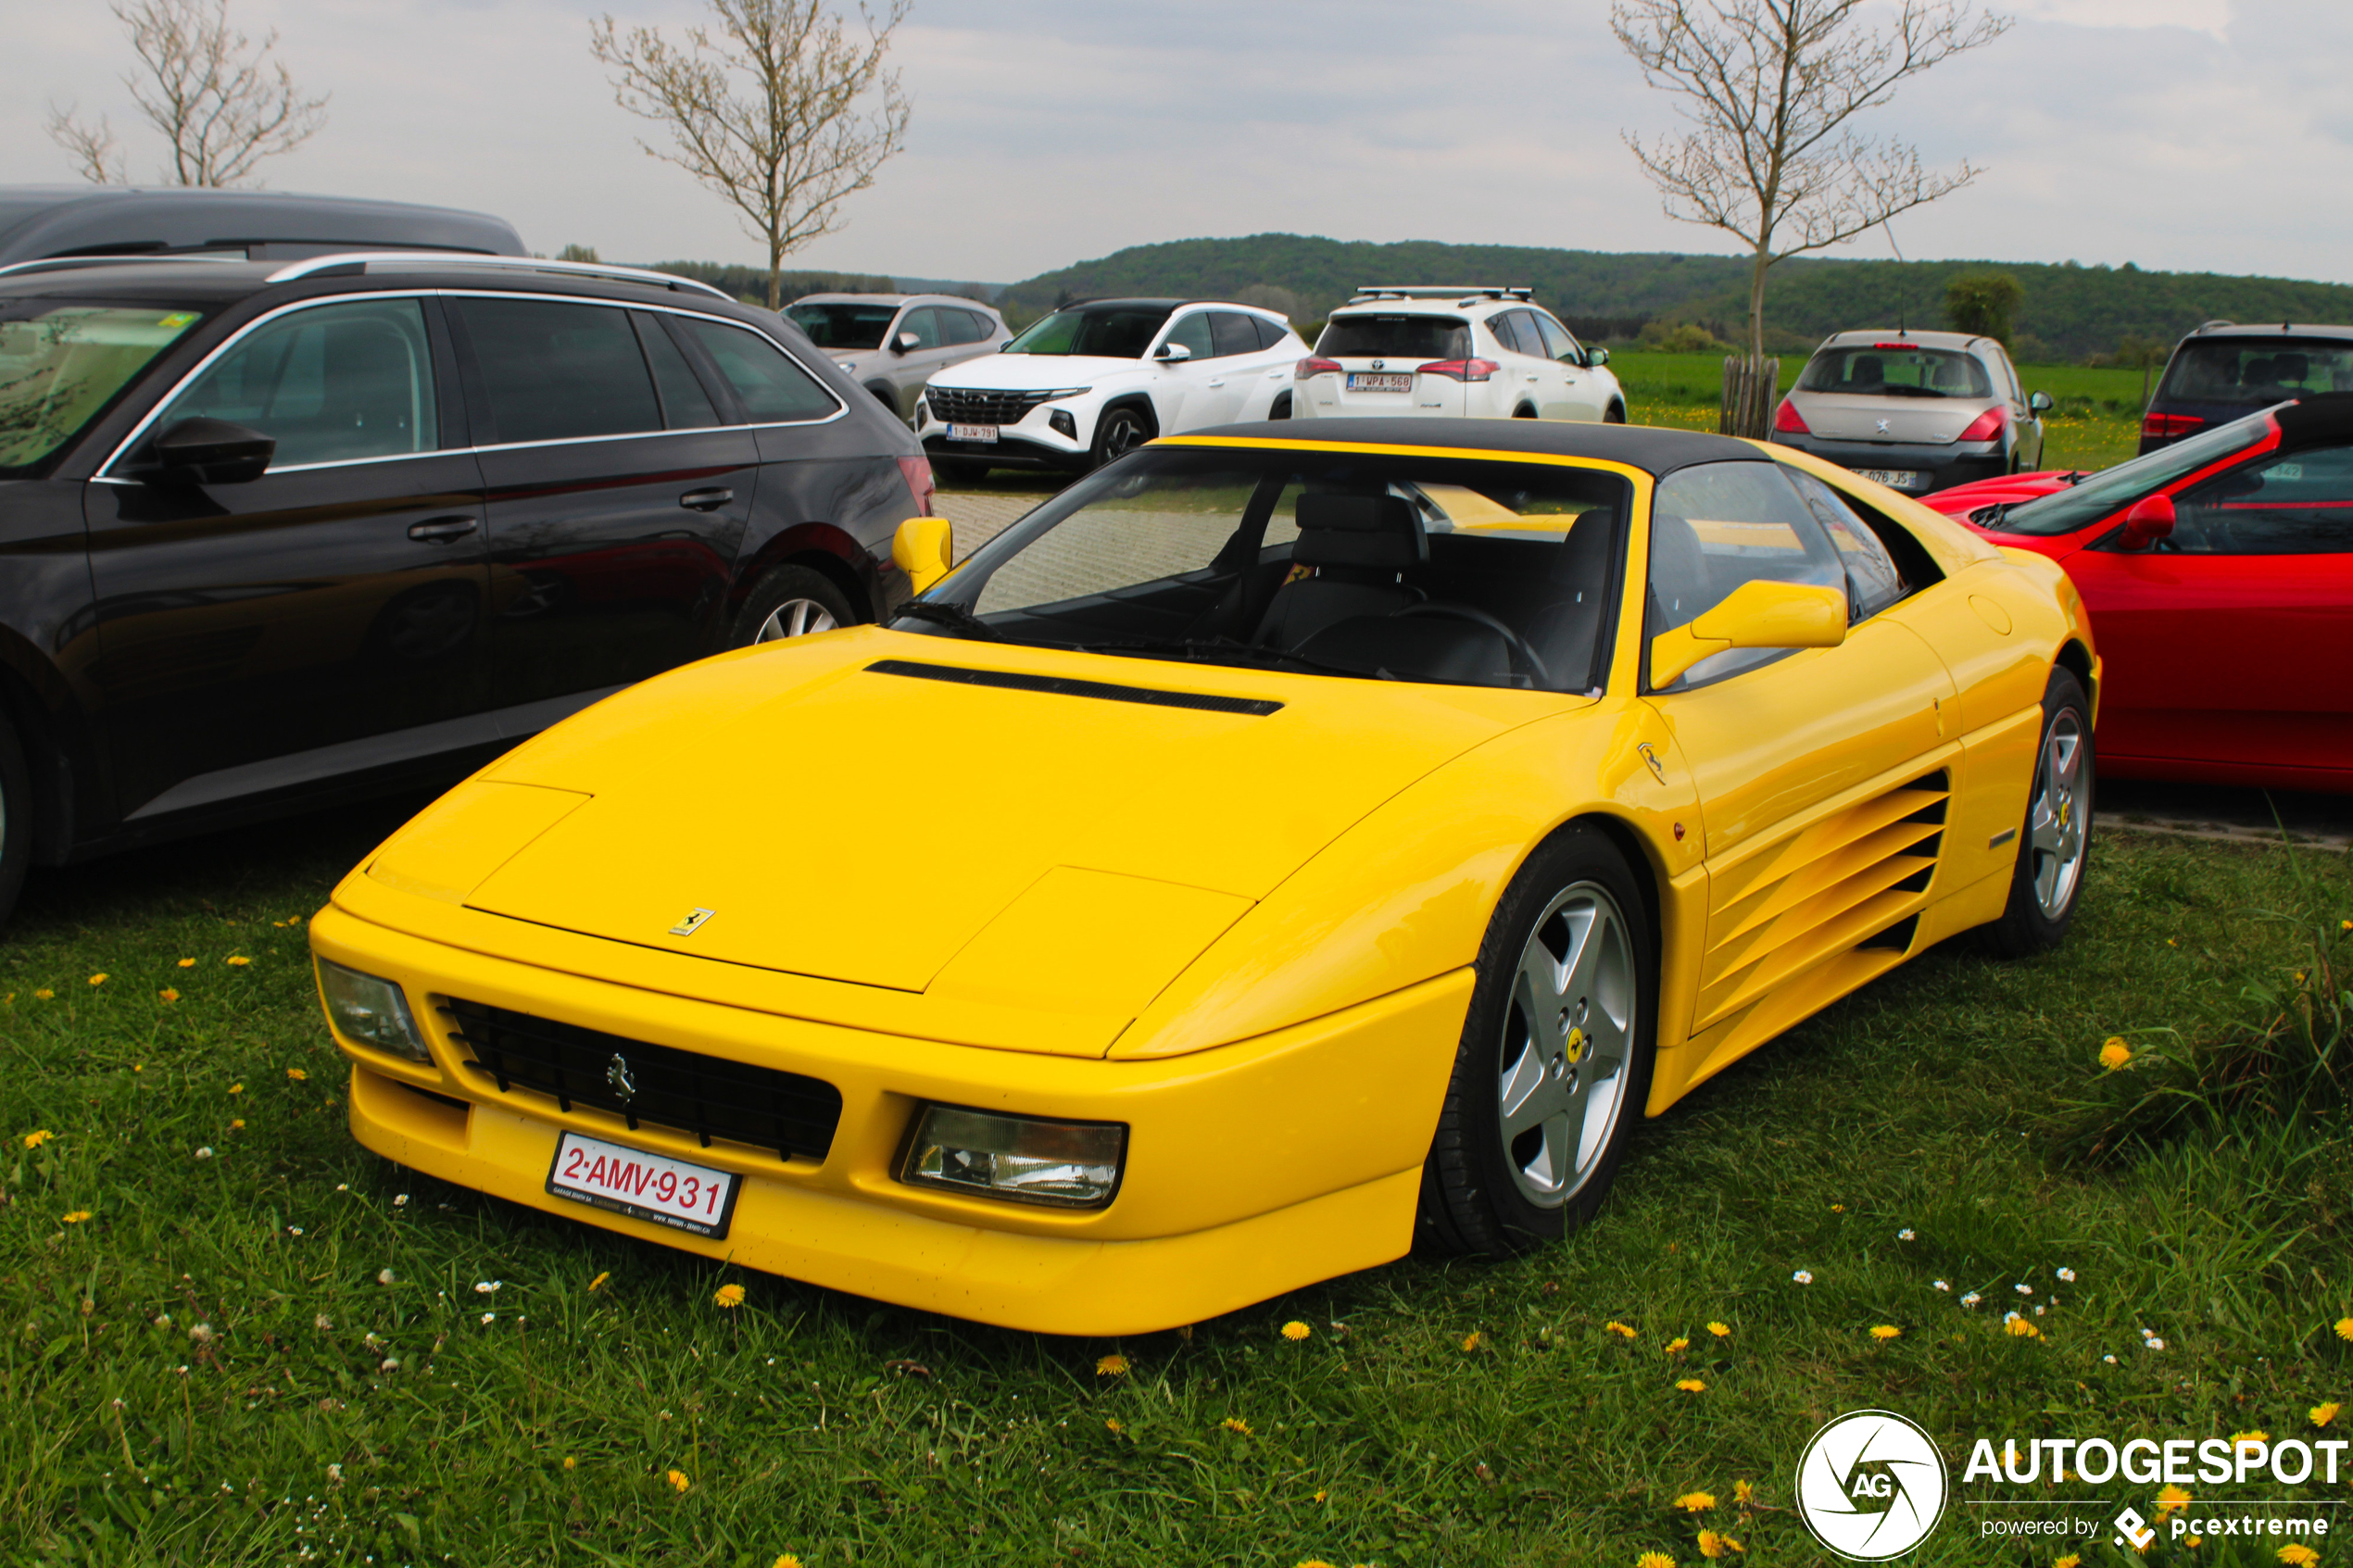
[[1526, 373, 1541, 383], [679, 487, 735, 512], [1208, 379, 1227, 388], [407, 515, 479, 543]]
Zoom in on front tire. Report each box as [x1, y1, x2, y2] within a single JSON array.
[[1978, 667, 2093, 958], [729, 564, 858, 647], [1417, 822, 1656, 1257], [1090, 405, 1154, 470]]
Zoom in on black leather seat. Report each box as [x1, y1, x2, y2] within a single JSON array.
[[1253, 492, 1427, 649]]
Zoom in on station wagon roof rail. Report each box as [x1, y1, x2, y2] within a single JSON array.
[[1348, 285, 1535, 304], [261, 251, 735, 300], [0, 254, 251, 279]]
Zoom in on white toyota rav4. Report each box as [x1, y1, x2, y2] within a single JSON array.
[[918, 297, 1304, 478], [1293, 286, 1627, 424]]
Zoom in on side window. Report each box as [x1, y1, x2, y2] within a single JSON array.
[[1209, 312, 1262, 358], [1784, 468, 1911, 619], [2169, 445, 2353, 554], [635, 313, 721, 430], [899, 307, 942, 351], [1162, 311, 1215, 360], [1646, 460, 1846, 688], [455, 298, 661, 445], [1486, 313, 1529, 357], [952, 309, 997, 345], [154, 297, 437, 469], [1532, 313, 1582, 365], [1252, 315, 1291, 351], [681, 319, 839, 423]]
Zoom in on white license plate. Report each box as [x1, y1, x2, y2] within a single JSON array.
[[1346, 373, 1414, 393], [547, 1130, 738, 1238], [1856, 469, 1922, 489], [947, 422, 999, 443]]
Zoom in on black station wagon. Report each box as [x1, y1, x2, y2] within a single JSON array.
[[0, 252, 937, 922]]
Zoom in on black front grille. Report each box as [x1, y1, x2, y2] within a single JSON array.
[[927, 387, 1053, 426], [441, 998, 842, 1161]]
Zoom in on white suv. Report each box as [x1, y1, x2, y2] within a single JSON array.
[[918, 297, 1304, 478], [1293, 287, 1627, 425]]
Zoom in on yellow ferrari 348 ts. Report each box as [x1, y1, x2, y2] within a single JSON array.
[[310, 420, 2096, 1335]]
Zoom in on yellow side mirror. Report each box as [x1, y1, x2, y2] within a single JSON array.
[[891, 516, 954, 596], [1650, 579, 1848, 688]]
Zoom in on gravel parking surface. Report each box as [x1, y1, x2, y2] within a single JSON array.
[[931, 489, 1055, 561]]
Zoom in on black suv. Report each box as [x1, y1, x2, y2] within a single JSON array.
[[2140, 320, 2353, 452], [0, 252, 937, 922]]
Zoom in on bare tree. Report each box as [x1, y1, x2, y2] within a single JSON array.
[[1612, 0, 2008, 432], [593, 0, 911, 311], [48, 0, 327, 188]]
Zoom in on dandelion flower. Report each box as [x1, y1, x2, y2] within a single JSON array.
[[1830, 1203, 1844, 1212], [33, 988, 53, 1000], [1295, 1562, 1336, 1568], [666, 1469, 689, 1493], [1674, 1490, 1716, 1512], [589, 1271, 610, 1292], [62, 1210, 92, 1223], [2232, 1429, 2269, 1443], [1462, 1331, 1483, 1352], [1869, 1324, 1901, 1341], [1222, 1417, 1252, 1436], [286, 1067, 308, 1082], [229, 1120, 243, 1131], [159, 989, 179, 1002], [2156, 1485, 2191, 1515], [1282, 1321, 1311, 1341], [1792, 1270, 1813, 1286], [177, 958, 195, 969], [2054, 1558, 2081, 1568], [713, 1284, 746, 1309], [2099, 1037, 2133, 1071], [1096, 1353, 1129, 1376], [1665, 1336, 1689, 1353], [228, 1084, 243, 1096], [2282, 1544, 2321, 1566], [88, 972, 107, 986], [2312, 1401, 2340, 1428], [226, 956, 250, 967], [1697, 1530, 1744, 1558], [2335, 1317, 2353, 1343], [774, 1558, 804, 1568], [22, 1129, 54, 1149], [1733, 1479, 1755, 1504], [2006, 1318, 2041, 1338], [1104, 1418, 1124, 1434], [1635, 1552, 1678, 1568], [1606, 1321, 1638, 1338], [1676, 1378, 1706, 1393]]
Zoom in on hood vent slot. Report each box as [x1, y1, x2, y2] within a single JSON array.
[[866, 659, 1281, 716]]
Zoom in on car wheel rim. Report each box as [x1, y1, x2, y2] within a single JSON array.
[[2028, 708, 2088, 919], [1102, 415, 1141, 458], [1497, 880, 1635, 1208], [754, 598, 837, 642]]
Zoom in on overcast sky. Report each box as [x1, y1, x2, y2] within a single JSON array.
[[6, 0, 2339, 287]]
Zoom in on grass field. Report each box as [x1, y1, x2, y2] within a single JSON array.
[[6, 799, 2350, 1565]]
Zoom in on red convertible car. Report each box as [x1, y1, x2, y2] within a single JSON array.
[[1923, 395, 2353, 792]]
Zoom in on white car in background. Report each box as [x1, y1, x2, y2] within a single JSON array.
[[1293, 286, 1627, 424], [918, 297, 1304, 478], [784, 293, 1010, 425]]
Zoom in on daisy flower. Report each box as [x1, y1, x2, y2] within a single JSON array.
[[1792, 1270, 1813, 1286]]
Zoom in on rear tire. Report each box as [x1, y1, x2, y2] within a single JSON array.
[[1513, 405, 1538, 420], [0, 709, 31, 930], [1417, 822, 1656, 1257], [1090, 405, 1154, 470], [1978, 667, 2093, 958], [1604, 402, 1627, 424], [729, 565, 859, 647]]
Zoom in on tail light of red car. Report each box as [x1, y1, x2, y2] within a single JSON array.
[[1773, 399, 1810, 434], [896, 455, 936, 517], [2142, 411, 2205, 440], [1416, 358, 1499, 383], [1957, 407, 2007, 443], [1295, 356, 1341, 379]]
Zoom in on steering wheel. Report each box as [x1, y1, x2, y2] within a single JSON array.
[[1394, 602, 1552, 686]]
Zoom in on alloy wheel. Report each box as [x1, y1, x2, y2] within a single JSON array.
[[754, 598, 839, 642], [2029, 709, 2088, 918], [1497, 881, 1636, 1207], [1098, 410, 1147, 462]]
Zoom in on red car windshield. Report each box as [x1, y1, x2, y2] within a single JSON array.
[[1994, 408, 2278, 536]]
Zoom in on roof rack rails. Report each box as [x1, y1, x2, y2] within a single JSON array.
[[262, 252, 734, 300], [2190, 319, 2234, 334], [1348, 284, 1535, 303], [0, 254, 250, 279]]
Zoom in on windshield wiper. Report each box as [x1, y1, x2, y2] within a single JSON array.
[[892, 600, 1004, 641]]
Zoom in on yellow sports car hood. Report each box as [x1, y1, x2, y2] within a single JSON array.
[[430, 628, 1553, 1000]]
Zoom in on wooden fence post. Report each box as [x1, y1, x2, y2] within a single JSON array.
[[1719, 356, 1780, 440]]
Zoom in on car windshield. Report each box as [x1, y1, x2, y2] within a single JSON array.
[[895, 447, 1631, 693], [1795, 345, 1993, 399], [1001, 305, 1174, 358], [1994, 407, 2279, 536], [1316, 314, 1471, 360], [0, 301, 204, 473], [2157, 337, 2353, 405], [783, 301, 900, 351]]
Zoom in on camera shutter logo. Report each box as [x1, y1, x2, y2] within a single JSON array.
[[1795, 1409, 1948, 1561]]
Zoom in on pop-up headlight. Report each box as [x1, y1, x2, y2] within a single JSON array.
[[900, 1105, 1126, 1209], [316, 959, 429, 1062]]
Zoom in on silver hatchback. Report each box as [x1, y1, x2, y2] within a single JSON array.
[[1770, 329, 2050, 495], [784, 293, 1010, 426]]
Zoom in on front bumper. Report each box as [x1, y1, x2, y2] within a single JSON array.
[[313, 901, 1467, 1336], [921, 431, 1091, 472], [1768, 434, 2006, 493]]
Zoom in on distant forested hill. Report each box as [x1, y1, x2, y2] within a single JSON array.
[[989, 234, 2353, 361]]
